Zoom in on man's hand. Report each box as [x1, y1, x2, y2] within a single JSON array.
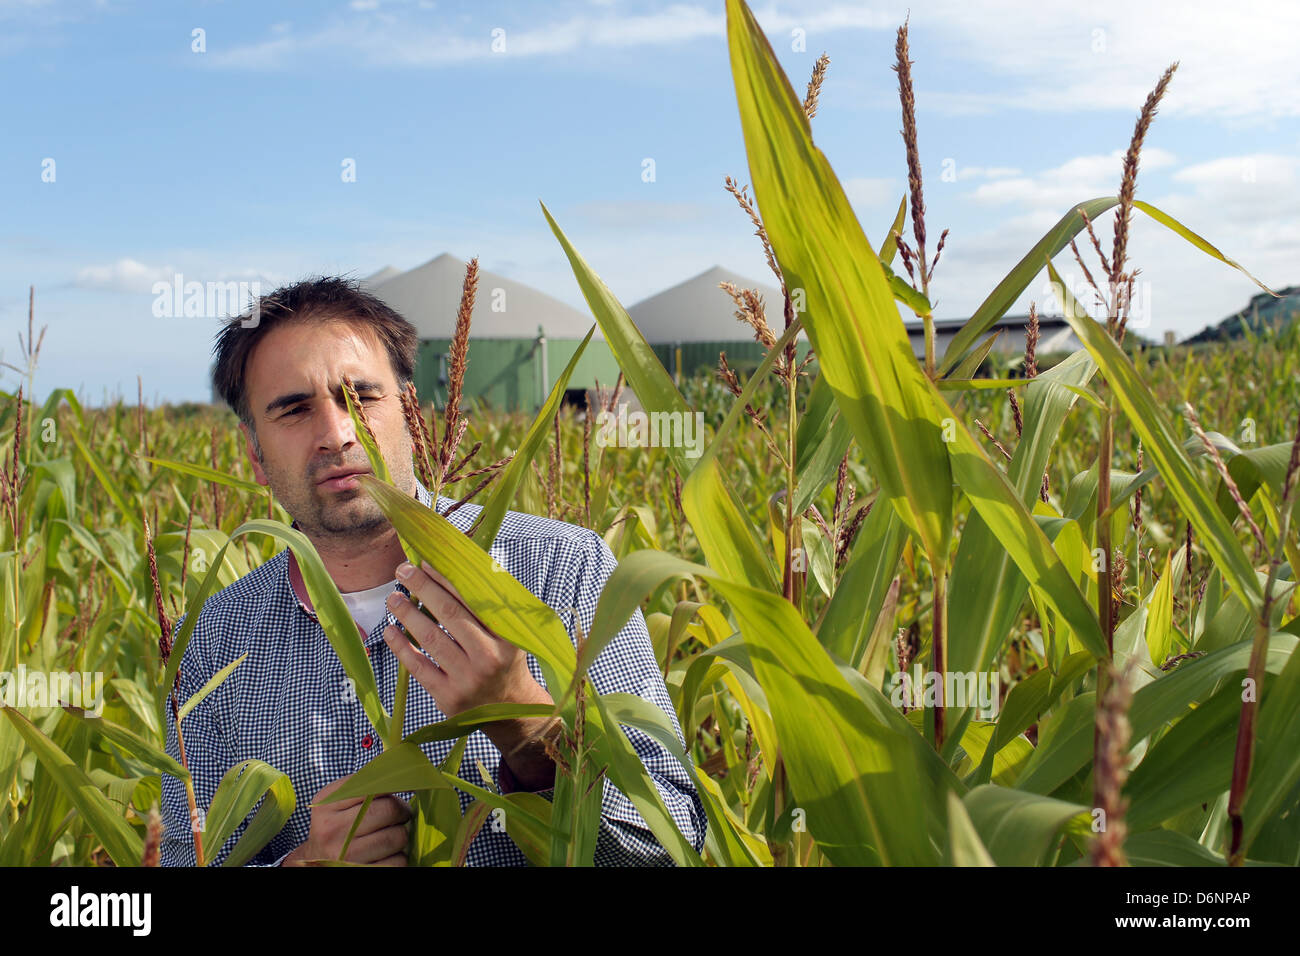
[[283, 776, 411, 866], [382, 560, 557, 791]]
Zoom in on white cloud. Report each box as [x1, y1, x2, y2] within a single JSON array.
[[204, 2, 903, 70], [1145, 153, 1300, 310], [753, 4, 899, 33], [899, 144, 1295, 339], [1163, 154, 1300, 230], [909, 0, 1300, 121], [844, 176, 898, 210], [205, 5, 712, 69], [72, 259, 290, 297], [969, 148, 1176, 208], [192, 1, 1300, 122], [1174, 153, 1297, 192], [74, 258, 175, 294]]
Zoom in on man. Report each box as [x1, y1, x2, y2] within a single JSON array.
[[161, 276, 706, 866]]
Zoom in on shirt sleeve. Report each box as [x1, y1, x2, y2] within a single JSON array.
[[547, 530, 708, 866], [160, 610, 287, 867]]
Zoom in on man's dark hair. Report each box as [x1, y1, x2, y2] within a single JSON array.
[[212, 277, 419, 450]]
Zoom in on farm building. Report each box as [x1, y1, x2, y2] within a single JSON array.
[[624, 265, 1083, 380], [627, 265, 812, 380], [372, 259, 817, 412], [206, 258, 618, 412], [365, 254, 621, 413], [911, 313, 1083, 367], [208, 256, 1083, 411]]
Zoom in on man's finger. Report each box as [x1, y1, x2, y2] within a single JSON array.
[[405, 562, 500, 658], [346, 824, 410, 864], [420, 561, 469, 607], [397, 563, 489, 648], [383, 622, 447, 687], [387, 590, 468, 664], [347, 794, 413, 838]]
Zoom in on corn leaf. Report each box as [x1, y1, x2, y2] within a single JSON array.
[[945, 790, 996, 866], [542, 202, 777, 591], [156, 538, 234, 718], [1241, 633, 1300, 852], [1017, 635, 1297, 795], [359, 477, 578, 694], [817, 497, 907, 665], [962, 784, 1089, 866], [584, 691, 704, 866], [64, 707, 188, 780], [67, 424, 142, 530], [208, 760, 296, 867], [938, 197, 1119, 376], [1051, 261, 1264, 614], [176, 653, 247, 722], [2, 707, 144, 867], [602, 690, 759, 866], [142, 456, 268, 498], [593, 548, 946, 864], [321, 740, 557, 864], [880, 195, 906, 266], [1145, 551, 1176, 666], [1124, 684, 1241, 831], [727, 0, 952, 567], [792, 371, 853, 517], [949, 350, 1099, 686], [1133, 200, 1277, 297]]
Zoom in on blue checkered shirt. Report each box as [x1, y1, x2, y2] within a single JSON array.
[[160, 480, 706, 866]]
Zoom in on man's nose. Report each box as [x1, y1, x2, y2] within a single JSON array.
[[318, 397, 359, 452]]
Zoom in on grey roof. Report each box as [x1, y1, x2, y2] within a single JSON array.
[[627, 265, 807, 344], [370, 253, 600, 340], [920, 313, 1071, 333], [903, 314, 1082, 360], [360, 265, 403, 288]]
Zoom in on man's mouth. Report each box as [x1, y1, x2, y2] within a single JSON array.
[[316, 466, 372, 491]]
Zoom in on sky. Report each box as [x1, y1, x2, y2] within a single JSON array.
[[3, 0, 1297, 406]]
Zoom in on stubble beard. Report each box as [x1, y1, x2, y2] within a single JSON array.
[[313, 489, 390, 537], [257, 445, 416, 545]]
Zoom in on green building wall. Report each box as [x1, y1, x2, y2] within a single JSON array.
[[414, 337, 814, 413], [650, 339, 814, 380], [414, 336, 624, 413]]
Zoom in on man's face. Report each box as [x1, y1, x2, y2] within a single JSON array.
[[239, 318, 416, 540]]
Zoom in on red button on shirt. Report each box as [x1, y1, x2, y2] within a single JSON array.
[[360, 734, 373, 749]]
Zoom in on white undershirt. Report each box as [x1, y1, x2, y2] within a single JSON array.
[[340, 578, 399, 636]]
